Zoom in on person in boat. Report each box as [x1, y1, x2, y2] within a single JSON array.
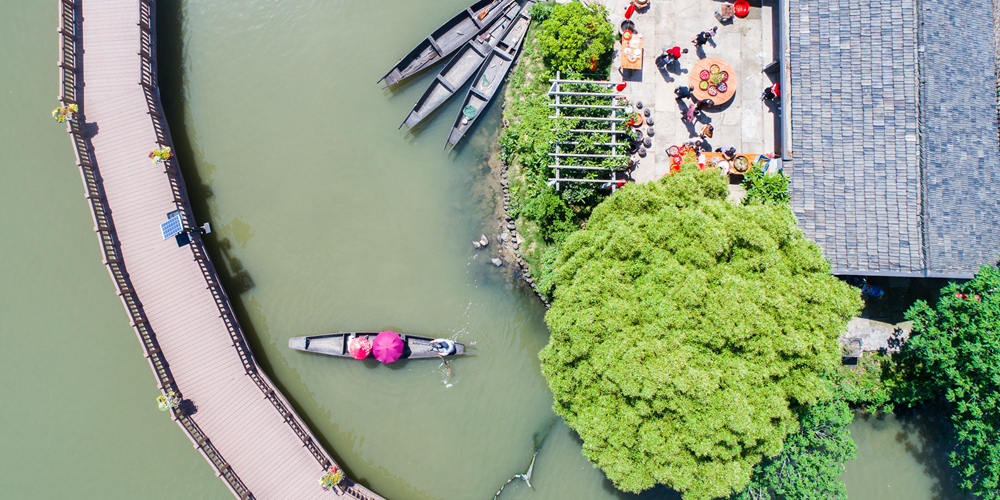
[[430, 339, 457, 356]]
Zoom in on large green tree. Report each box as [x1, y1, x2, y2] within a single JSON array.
[[894, 264, 1000, 499], [539, 169, 861, 499]]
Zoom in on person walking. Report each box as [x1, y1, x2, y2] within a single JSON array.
[[666, 46, 687, 61], [692, 26, 718, 47], [692, 98, 714, 117], [699, 124, 714, 139], [674, 85, 694, 101]]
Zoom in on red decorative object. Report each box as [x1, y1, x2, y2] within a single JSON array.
[[625, 4, 636, 19], [734, 0, 750, 18], [616, 82, 627, 92]]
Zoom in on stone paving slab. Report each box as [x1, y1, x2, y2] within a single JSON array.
[[596, 0, 777, 183]]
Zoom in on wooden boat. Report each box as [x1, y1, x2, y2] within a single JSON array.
[[446, 1, 533, 150], [378, 0, 515, 87], [401, 1, 524, 130], [288, 332, 467, 360]]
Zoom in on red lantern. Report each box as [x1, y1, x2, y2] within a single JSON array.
[[590, 57, 597, 71], [625, 4, 635, 19], [734, 0, 750, 18], [616, 82, 627, 92]]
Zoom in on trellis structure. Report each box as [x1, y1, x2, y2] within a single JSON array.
[[547, 73, 632, 192]]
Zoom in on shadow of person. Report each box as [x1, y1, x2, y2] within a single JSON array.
[[695, 45, 707, 59], [708, 38, 717, 48], [667, 59, 689, 75], [657, 64, 674, 82]]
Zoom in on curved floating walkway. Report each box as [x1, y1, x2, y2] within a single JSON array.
[[56, 1, 385, 499]]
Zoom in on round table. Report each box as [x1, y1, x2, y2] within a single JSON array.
[[688, 57, 737, 105]]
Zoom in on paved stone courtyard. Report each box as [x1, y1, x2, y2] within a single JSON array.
[[593, 0, 780, 182]]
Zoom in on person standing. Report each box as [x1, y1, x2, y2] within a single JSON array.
[[666, 46, 687, 61], [692, 26, 718, 47]]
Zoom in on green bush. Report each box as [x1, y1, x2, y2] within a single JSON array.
[[733, 399, 857, 500], [539, 169, 862, 498], [522, 186, 577, 242], [536, 1, 615, 75], [893, 263, 1000, 499], [836, 352, 894, 414], [527, 1, 555, 21], [742, 167, 790, 205]]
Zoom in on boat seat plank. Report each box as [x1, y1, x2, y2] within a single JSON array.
[[427, 36, 444, 56]]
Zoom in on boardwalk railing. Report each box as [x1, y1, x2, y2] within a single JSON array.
[[58, 1, 385, 499], [57, 1, 255, 499]]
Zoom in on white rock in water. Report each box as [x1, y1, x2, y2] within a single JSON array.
[[491, 257, 503, 267], [479, 234, 489, 247], [473, 241, 482, 249]]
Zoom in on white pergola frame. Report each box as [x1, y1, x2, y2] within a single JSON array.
[[546, 73, 633, 191]]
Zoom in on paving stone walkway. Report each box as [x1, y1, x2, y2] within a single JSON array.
[[594, 0, 779, 182]]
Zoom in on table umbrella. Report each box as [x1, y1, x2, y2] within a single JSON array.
[[348, 336, 372, 360], [372, 331, 404, 363]]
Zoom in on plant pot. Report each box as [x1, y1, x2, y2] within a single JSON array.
[[620, 20, 636, 36], [630, 114, 644, 128]]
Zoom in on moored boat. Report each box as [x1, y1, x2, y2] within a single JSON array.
[[288, 331, 467, 361], [446, 1, 533, 149], [401, 1, 523, 130], [378, 0, 515, 87]]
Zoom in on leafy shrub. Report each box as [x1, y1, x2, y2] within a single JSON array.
[[836, 352, 894, 414], [528, 1, 556, 21], [893, 263, 1000, 499], [742, 166, 789, 205], [536, 1, 615, 75], [522, 186, 576, 242], [733, 399, 857, 500], [539, 169, 862, 498]]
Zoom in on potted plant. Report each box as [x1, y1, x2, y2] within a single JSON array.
[[157, 389, 181, 412], [149, 146, 173, 164], [319, 465, 345, 490], [51, 103, 78, 123]]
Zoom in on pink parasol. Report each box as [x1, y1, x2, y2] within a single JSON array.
[[372, 331, 404, 363], [348, 336, 372, 360]]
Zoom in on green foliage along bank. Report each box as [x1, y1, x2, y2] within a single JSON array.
[[893, 264, 1000, 499], [500, 1, 617, 299], [539, 169, 862, 499], [732, 399, 857, 500]]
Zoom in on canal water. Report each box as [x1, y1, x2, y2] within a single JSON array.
[[0, 0, 971, 498]]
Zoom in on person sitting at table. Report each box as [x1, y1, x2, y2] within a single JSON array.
[[717, 145, 737, 161]]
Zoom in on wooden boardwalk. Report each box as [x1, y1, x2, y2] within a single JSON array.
[[56, 2, 385, 499]]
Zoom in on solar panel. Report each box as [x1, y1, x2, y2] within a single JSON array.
[[160, 215, 184, 240]]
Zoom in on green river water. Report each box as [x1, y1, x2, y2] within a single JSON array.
[[0, 1, 973, 499]]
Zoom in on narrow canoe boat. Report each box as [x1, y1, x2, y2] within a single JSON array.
[[288, 332, 467, 360], [378, 0, 515, 87], [446, 1, 533, 150], [400, 1, 523, 130]]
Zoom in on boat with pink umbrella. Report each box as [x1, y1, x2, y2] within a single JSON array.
[[288, 331, 466, 361]]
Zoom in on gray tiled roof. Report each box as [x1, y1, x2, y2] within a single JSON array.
[[788, 0, 1000, 278]]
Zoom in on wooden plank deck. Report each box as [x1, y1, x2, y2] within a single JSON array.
[[56, 1, 386, 499]]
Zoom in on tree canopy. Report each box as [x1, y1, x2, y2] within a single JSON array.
[[732, 399, 857, 500], [894, 263, 1000, 499], [539, 169, 861, 499], [535, 1, 614, 75]]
